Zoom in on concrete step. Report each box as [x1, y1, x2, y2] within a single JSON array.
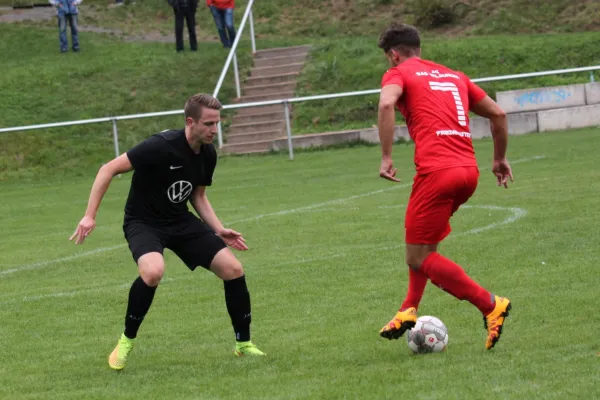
[[255, 49, 310, 61], [250, 63, 305, 78], [254, 53, 308, 68], [244, 81, 297, 97], [232, 110, 285, 125], [221, 139, 276, 153], [227, 129, 284, 144], [239, 91, 294, 103], [229, 120, 284, 135], [222, 148, 271, 156], [245, 72, 299, 86], [254, 45, 311, 59], [234, 104, 286, 115]]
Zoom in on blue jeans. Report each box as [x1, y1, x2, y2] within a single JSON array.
[[210, 6, 235, 48], [58, 14, 79, 51]]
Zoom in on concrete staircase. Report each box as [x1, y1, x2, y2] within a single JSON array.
[[222, 45, 311, 154]]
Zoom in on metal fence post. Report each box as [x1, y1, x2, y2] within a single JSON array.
[[111, 119, 122, 178], [283, 101, 294, 160], [217, 121, 224, 149], [591, 71, 596, 83], [233, 52, 241, 99], [111, 119, 120, 158], [249, 9, 256, 54]]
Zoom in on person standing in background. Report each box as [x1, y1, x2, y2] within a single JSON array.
[[207, 0, 236, 49], [168, 0, 199, 52], [48, 0, 82, 53]]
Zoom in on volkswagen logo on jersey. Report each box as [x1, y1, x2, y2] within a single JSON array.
[[167, 180, 193, 203]]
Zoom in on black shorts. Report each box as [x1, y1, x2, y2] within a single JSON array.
[[123, 217, 227, 270]]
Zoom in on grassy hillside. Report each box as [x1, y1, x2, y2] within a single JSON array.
[[0, 24, 252, 181], [5, 0, 599, 38], [1, 0, 599, 181], [2, 23, 599, 181], [293, 32, 600, 133]]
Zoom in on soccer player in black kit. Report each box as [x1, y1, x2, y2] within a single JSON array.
[[70, 93, 265, 370]]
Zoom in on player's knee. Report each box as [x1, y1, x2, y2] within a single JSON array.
[[138, 254, 165, 286], [210, 248, 245, 280], [405, 254, 420, 269], [140, 264, 164, 286], [220, 258, 244, 280], [405, 254, 427, 270], [405, 244, 438, 270], [407, 263, 421, 271]]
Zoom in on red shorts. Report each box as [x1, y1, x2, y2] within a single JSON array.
[[405, 166, 479, 245]]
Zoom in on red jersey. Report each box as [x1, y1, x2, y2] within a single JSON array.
[[381, 58, 487, 175]]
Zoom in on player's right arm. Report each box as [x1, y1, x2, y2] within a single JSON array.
[[70, 154, 134, 244], [378, 68, 405, 183], [469, 84, 514, 188]]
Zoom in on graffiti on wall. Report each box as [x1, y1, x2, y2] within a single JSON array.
[[514, 88, 572, 108]]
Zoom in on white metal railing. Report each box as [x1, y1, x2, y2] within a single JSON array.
[[0, 66, 598, 161], [212, 0, 256, 105]]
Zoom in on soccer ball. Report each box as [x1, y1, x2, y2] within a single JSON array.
[[406, 316, 449, 354]]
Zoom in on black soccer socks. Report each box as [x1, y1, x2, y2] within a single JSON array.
[[224, 275, 252, 342], [124, 277, 157, 339]]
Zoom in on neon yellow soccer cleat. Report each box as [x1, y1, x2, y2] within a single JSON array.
[[234, 341, 266, 357], [108, 334, 135, 370]]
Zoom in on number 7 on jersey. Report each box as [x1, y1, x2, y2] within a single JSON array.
[[429, 81, 468, 127]]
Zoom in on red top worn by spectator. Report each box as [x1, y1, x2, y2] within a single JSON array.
[[206, 0, 234, 8]]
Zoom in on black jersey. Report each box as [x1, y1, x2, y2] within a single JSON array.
[[124, 129, 217, 224]]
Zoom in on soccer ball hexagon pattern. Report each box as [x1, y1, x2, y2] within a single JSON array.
[[407, 316, 449, 354]]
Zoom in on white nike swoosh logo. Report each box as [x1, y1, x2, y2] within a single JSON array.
[[170, 165, 183, 170]]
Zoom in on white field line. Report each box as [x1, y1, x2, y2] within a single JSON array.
[[511, 155, 546, 164], [226, 185, 410, 225], [477, 155, 546, 169], [2, 155, 544, 278], [0, 254, 347, 305], [376, 204, 528, 237], [1, 185, 408, 277], [376, 205, 527, 251], [459, 205, 527, 235], [0, 245, 125, 277], [1, 204, 527, 304]]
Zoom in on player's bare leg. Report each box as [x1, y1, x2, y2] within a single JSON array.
[[109, 252, 163, 370], [210, 248, 265, 356]]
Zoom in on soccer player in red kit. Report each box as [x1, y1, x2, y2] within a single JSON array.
[[376, 23, 514, 350]]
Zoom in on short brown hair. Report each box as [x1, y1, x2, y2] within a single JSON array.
[[184, 93, 222, 121], [378, 23, 421, 56]]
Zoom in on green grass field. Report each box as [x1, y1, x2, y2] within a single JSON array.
[[1, 128, 599, 399]]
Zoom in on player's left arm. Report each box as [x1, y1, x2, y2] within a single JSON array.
[[465, 74, 513, 189], [377, 84, 403, 182], [190, 187, 248, 251]]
